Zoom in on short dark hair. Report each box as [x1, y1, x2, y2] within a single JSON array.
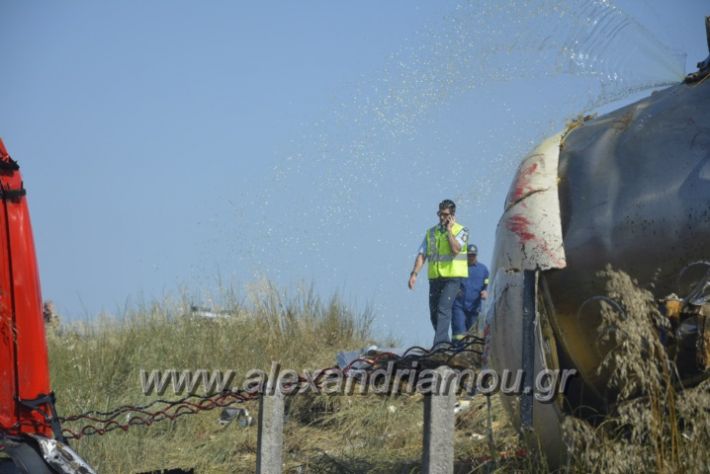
[[439, 199, 456, 214]]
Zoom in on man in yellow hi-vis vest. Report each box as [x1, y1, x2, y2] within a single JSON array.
[[408, 199, 469, 347]]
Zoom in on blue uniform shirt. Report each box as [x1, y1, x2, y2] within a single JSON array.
[[455, 262, 489, 312]]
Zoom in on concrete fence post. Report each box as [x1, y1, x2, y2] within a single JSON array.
[[256, 388, 284, 474], [422, 365, 457, 474]]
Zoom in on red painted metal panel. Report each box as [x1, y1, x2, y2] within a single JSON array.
[[0, 139, 16, 432], [0, 138, 52, 437]]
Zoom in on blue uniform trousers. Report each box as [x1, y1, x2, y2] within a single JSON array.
[[452, 300, 480, 339]]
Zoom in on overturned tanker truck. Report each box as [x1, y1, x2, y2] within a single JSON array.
[[483, 19, 710, 468]]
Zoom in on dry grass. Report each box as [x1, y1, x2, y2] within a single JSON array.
[[564, 266, 710, 474], [46, 284, 519, 473], [42, 271, 708, 473]]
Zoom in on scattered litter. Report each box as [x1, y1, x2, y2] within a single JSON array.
[[336, 345, 409, 369], [189, 305, 235, 320], [454, 400, 472, 415], [218, 407, 253, 427]]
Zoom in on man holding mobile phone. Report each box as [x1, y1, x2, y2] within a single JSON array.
[[408, 199, 469, 347]]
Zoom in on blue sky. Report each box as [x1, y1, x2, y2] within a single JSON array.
[[1, 1, 707, 345]]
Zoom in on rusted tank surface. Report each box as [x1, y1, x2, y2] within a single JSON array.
[[484, 76, 710, 467]]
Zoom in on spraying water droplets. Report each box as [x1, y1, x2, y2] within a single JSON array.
[[208, 0, 686, 341]]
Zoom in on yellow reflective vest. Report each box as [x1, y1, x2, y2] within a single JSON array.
[[426, 223, 469, 279]]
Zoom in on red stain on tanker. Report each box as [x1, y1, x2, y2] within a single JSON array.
[[507, 161, 539, 205], [506, 214, 535, 242]]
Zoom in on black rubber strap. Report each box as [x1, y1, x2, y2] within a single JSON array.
[[17, 392, 68, 445], [0, 159, 20, 172], [1, 187, 26, 200]]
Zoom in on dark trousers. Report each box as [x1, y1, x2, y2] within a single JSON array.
[[428, 278, 462, 347], [452, 302, 480, 339]]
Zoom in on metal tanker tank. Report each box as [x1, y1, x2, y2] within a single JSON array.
[[483, 26, 710, 468]]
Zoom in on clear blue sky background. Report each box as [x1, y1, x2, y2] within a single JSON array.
[[1, 1, 707, 346]]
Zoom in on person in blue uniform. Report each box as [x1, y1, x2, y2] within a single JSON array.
[[451, 244, 489, 342]]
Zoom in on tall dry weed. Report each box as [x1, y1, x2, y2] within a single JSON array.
[[564, 266, 709, 474]]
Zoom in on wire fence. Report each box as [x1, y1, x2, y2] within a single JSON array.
[[0, 335, 484, 442]]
